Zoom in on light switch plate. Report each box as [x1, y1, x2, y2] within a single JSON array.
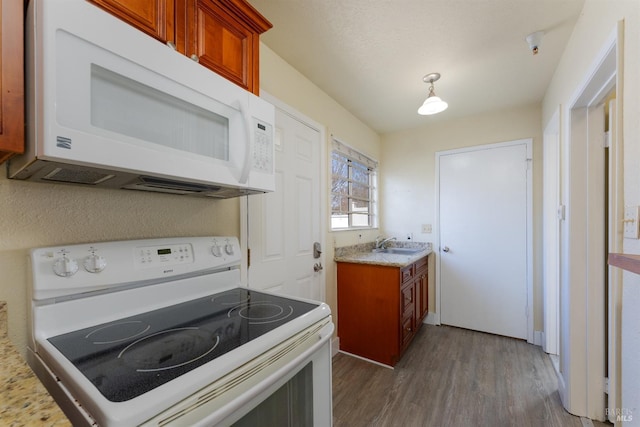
[[421, 224, 432, 234], [623, 206, 640, 239]]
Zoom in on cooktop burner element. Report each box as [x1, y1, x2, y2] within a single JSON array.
[[85, 321, 151, 345], [231, 302, 295, 324], [118, 328, 220, 372], [48, 288, 317, 402]]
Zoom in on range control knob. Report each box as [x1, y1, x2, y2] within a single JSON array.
[[83, 254, 107, 273], [224, 243, 234, 255], [211, 245, 222, 257], [53, 257, 79, 277]]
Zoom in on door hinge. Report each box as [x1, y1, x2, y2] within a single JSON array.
[[526, 158, 533, 170], [247, 248, 251, 268], [604, 376, 609, 394], [604, 131, 610, 148]]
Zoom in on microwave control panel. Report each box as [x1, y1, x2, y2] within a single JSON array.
[[252, 120, 274, 174]]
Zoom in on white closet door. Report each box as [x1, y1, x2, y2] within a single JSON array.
[[439, 140, 530, 339]]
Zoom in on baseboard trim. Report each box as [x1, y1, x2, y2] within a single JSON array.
[[534, 330, 544, 347], [331, 337, 340, 357], [423, 312, 439, 325], [337, 350, 394, 369]]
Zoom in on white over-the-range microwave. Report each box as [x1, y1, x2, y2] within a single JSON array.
[[9, 0, 275, 198]]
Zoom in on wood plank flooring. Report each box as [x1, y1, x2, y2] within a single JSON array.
[[332, 325, 610, 427]]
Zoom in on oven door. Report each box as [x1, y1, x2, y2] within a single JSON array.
[[141, 317, 334, 427]]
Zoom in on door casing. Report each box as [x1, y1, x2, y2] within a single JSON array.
[[557, 24, 619, 421]]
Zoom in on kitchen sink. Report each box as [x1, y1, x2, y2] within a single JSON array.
[[373, 247, 424, 255]]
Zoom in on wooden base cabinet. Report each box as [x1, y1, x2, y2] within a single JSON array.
[[88, 0, 271, 95], [337, 255, 429, 366]]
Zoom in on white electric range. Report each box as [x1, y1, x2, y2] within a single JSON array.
[[27, 236, 334, 426]]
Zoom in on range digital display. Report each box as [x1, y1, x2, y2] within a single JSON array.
[[157, 248, 171, 255]]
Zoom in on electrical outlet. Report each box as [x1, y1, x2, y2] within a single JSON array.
[[623, 206, 640, 239], [421, 224, 432, 234]]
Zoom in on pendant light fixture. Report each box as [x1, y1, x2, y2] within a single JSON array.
[[417, 72, 448, 115]]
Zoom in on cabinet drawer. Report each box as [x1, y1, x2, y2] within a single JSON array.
[[414, 256, 428, 274], [401, 284, 415, 318], [401, 315, 414, 346], [401, 265, 413, 284]]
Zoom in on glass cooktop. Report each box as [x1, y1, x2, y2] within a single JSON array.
[[48, 288, 317, 402]]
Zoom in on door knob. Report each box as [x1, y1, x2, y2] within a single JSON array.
[[442, 246, 450, 253]]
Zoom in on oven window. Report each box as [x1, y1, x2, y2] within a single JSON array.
[[233, 362, 314, 426]]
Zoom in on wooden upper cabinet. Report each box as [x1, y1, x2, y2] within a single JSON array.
[[0, 0, 25, 163], [88, 0, 272, 95], [88, 0, 176, 46], [186, 0, 272, 95]]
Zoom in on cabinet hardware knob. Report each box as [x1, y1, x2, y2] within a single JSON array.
[[442, 246, 450, 253], [190, 54, 200, 63], [166, 41, 177, 50]]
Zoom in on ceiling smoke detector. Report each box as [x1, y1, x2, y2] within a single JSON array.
[[526, 31, 544, 55]]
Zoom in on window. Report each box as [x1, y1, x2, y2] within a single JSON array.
[[331, 138, 378, 230]]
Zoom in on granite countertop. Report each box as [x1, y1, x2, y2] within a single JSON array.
[[0, 302, 71, 426], [334, 241, 432, 267]]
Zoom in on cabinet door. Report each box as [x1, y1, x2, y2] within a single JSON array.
[[0, 0, 24, 163], [417, 272, 429, 320], [414, 256, 429, 321], [88, 0, 175, 46], [185, 0, 271, 95], [187, 0, 255, 93]]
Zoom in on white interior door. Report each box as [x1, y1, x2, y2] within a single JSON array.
[[247, 105, 324, 301], [438, 140, 531, 340]]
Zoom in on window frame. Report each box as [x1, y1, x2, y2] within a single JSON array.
[[330, 138, 378, 231]]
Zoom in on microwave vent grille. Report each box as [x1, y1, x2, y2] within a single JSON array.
[[43, 168, 116, 185]]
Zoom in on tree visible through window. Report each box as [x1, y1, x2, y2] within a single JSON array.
[[331, 138, 377, 230]]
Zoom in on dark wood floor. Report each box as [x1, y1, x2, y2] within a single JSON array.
[[332, 324, 610, 427]]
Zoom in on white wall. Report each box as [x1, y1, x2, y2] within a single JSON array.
[[541, 0, 640, 421], [380, 104, 543, 321]]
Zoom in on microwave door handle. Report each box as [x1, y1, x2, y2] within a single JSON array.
[[238, 101, 253, 185]]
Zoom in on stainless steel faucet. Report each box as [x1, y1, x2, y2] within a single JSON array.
[[375, 236, 396, 249]]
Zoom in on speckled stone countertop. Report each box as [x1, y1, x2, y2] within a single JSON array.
[[0, 302, 71, 426], [334, 241, 432, 267]]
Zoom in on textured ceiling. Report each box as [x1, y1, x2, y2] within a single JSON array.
[[247, 0, 585, 134]]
